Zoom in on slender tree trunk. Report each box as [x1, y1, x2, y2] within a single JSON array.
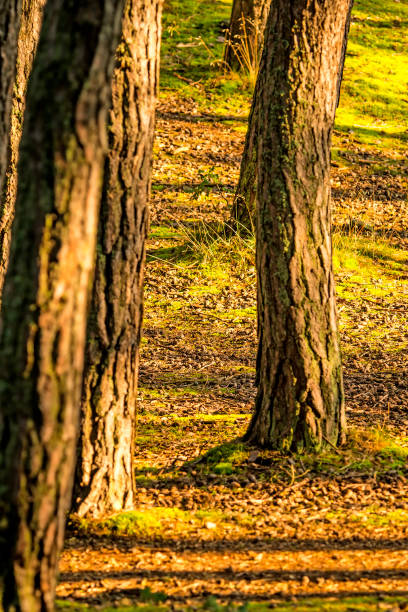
[[72, 0, 163, 519], [230, 96, 258, 231], [0, 0, 46, 298], [231, 1, 354, 231], [336, 0, 354, 108], [245, 0, 352, 451], [0, 0, 22, 208], [0, 1, 124, 610], [224, 0, 270, 70]]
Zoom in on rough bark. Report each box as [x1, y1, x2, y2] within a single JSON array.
[[73, 0, 163, 518], [245, 0, 351, 451], [224, 0, 270, 70], [0, 0, 22, 209], [232, 0, 354, 231], [230, 93, 258, 231], [0, 1, 124, 610], [0, 0, 46, 297]]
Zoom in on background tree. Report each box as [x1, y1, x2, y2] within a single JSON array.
[[0, 0, 47, 296], [231, 0, 354, 230], [245, 0, 352, 451], [0, 0, 124, 609], [73, 0, 163, 518], [224, 0, 270, 71]]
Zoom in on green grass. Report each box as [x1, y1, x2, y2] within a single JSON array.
[[336, 0, 408, 149], [333, 233, 408, 299], [161, 0, 408, 153], [147, 218, 407, 364], [71, 506, 251, 539], [161, 0, 251, 115], [57, 593, 408, 611], [57, 601, 168, 612]]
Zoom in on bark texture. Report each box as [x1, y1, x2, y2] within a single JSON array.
[[230, 93, 258, 230], [224, 0, 270, 70], [232, 0, 354, 230], [73, 0, 163, 518], [0, 0, 46, 297], [0, 1, 124, 610], [0, 0, 22, 208], [245, 0, 351, 451]]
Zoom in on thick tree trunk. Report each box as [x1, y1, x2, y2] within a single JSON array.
[[0, 0, 46, 298], [224, 0, 270, 71], [245, 0, 351, 451], [73, 0, 163, 519], [0, 1, 123, 610], [232, 1, 354, 231], [0, 0, 22, 208]]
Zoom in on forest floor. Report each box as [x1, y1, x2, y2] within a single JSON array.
[[58, 0, 408, 610]]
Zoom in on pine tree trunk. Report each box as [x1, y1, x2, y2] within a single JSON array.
[[0, 0, 46, 298], [0, 0, 22, 208], [245, 0, 351, 451], [231, 0, 353, 231], [73, 0, 163, 519], [0, 1, 124, 610], [224, 0, 270, 70], [230, 95, 258, 231], [336, 0, 354, 108]]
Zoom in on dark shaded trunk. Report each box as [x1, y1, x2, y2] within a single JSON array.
[[73, 0, 163, 518], [0, 0, 46, 297], [232, 0, 354, 231], [336, 0, 354, 108], [230, 94, 258, 231], [0, 1, 124, 610], [0, 0, 22, 207], [245, 0, 351, 451], [224, 0, 270, 71]]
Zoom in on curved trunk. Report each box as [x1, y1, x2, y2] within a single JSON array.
[[0, 1, 123, 610], [245, 0, 351, 451], [231, 0, 354, 231], [0, 0, 46, 297], [73, 0, 163, 519], [224, 0, 270, 71]]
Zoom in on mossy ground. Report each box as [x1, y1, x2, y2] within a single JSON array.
[[60, 0, 408, 610], [57, 592, 408, 611]]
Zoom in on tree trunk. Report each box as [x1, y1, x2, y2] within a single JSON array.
[[245, 0, 351, 451], [231, 0, 353, 231], [72, 0, 163, 519], [0, 1, 124, 610], [0, 0, 22, 209], [0, 0, 46, 298], [336, 0, 354, 108], [224, 0, 270, 71], [230, 96, 258, 231]]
